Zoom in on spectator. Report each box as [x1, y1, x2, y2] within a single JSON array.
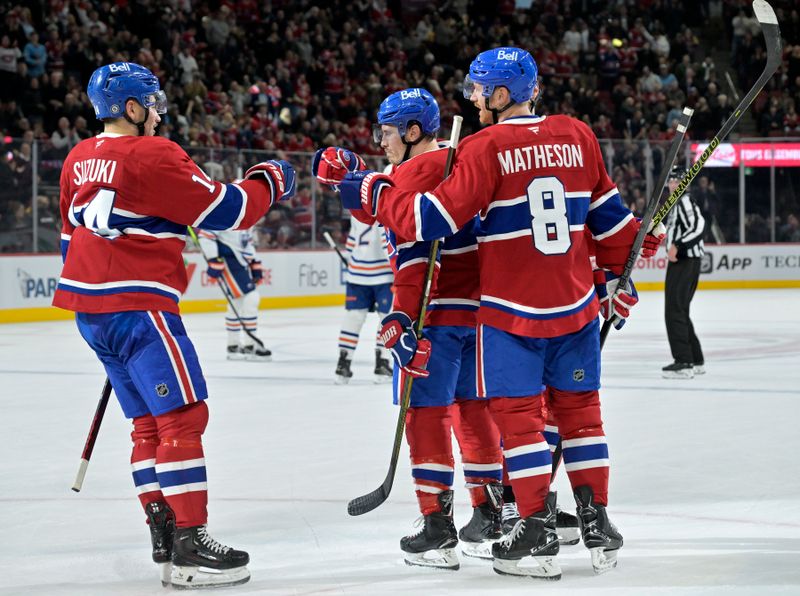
[[23, 31, 46, 78]]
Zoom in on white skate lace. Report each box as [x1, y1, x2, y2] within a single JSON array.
[[499, 518, 526, 548], [407, 515, 425, 537], [197, 526, 232, 554], [501, 502, 519, 522]]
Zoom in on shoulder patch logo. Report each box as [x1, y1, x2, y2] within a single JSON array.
[[156, 383, 169, 397]]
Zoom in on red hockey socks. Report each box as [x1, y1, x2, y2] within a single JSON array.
[[154, 401, 209, 528], [548, 388, 609, 505], [405, 405, 454, 515], [452, 398, 502, 507], [488, 396, 551, 518], [131, 414, 164, 509]]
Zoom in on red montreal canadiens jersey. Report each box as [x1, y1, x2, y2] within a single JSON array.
[[53, 133, 277, 314], [387, 146, 480, 327], [376, 114, 640, 338]]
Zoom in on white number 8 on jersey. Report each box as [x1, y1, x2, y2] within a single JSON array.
[[526, 176, 571, 255]]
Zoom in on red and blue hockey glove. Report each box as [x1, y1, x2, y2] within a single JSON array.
[[206, 257, 225, 280], [379, 312, 432, 378], [249, 259, 263, 284], [311, 147, 366, 188], [641, 221, 666, 258], [594, 269, 639, 330], [244, 159, 296, 202], [338, 170, 392, 217]]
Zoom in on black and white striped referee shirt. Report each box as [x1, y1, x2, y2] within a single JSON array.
[[666, 192, 705, 259]]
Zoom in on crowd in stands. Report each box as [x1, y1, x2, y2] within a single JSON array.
[[0, 0, 798, 250]]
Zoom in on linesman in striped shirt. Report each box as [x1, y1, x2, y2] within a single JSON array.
[[663, 166, 706, 379]]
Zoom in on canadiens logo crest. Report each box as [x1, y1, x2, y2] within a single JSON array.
[[573, 369, 585, 382], [155, 383, 169, 397]]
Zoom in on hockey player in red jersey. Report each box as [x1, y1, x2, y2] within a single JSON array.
[[313, 88, 504, 569], [53, 62, 295, 588], [336, 48, 663, 578]]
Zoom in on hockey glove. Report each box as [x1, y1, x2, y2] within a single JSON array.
[[250, 259, 263, 284], [311, 147, 366, 188], [641, 221, 666, 258], [206, 257, 225, 280], [594, 269, 639, 330], [244, 159, 296, 202], [379, 312, 432, 378], [338, 170, 392, 217]]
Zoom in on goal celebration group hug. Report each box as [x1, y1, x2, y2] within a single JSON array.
[[54, 46, 667, 588]]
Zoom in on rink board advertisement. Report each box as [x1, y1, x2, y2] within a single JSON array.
[[1, 245, 799, 323], [0, 250, 347, 323]]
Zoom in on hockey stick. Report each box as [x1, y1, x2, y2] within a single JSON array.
[[322, 230, 349, 266], [599, 0, 781, 348], [72, 378, 112, 492], [186, 226, 267, 351], [347, 115, 464, 516], [546, 106, 695, 481]]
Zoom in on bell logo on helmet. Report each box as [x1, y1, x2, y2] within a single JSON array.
[[108, 62, 131, 73], [400, 89, 422, 100], [497, 49, 519, 61]]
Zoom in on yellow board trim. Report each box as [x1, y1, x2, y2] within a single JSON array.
[[0, 293, 346, 324], [635, 280, 800, 291]]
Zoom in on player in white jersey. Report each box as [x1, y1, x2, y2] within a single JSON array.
[[335, 213, 394, 383], [197, 228, 271, 361]]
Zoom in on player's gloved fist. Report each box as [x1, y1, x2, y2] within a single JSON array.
[[594, 269, 639, 330], [206, 257, 225, 280], [250, 259, 263, 284], [311, 147, 366, 187], [339, 170, 392, 216], [379, 312, 432, 378], [244, 159, 296, 202], [642, 221, 666, 258]]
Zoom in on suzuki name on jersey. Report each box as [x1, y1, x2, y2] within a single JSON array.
[[497, 144, 584, 175], [73, 158, 119, 186]]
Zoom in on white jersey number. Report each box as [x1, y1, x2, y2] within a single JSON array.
[[526, 177, 571, 255], [81, 188, 121, 239]]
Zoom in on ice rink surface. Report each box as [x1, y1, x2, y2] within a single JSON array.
[[1, 288, 799, 596]]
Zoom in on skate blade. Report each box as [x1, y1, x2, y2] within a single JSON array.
[[460, 539, 497, 560], [403, 548, 460, 570], [373, 374, 392, 384], [226, 353, 246, 361], [334, 375, 351, 385], [244, 354, 272, 362], [493, 555, 561, 580], [590, 546, 619, 574], [170, 564, 250, 589], [662, 370, 694, 379], [557, 527, 581, 546], [159, 562, 172, 587]]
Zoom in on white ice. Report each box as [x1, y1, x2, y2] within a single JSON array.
[[1, 289, 799, 596]]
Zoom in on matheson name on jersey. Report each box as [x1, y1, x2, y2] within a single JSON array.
[[73, 158, 119, 185], [497, 143, 584, 175]]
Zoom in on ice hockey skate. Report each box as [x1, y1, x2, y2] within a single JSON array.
[[169, 525, 250, 589], [574, 485, 623, 574], [373, 349, 392, 383], [335, 350, 353, 385], [458, 483, 502, 559], [662, 361, 694, 379], [241, 343, 272, 361], [492, 492, 561, 579], [226, 345, 245, 361], [694, 363, 706, 375], [400, 491, 460, 570], [145, 501, 175, 585]]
